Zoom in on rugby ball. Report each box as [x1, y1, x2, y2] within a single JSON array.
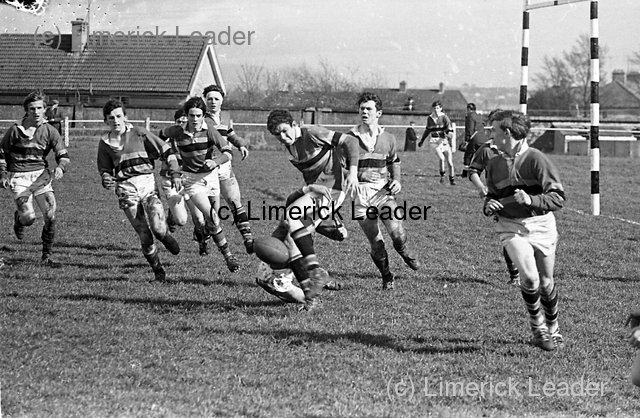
[[253, 236, 289, 268]]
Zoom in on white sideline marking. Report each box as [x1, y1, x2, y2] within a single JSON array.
[[566, 207, 640, 226]]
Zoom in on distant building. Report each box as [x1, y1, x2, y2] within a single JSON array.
[[0, 19, 225, 120], [599, 70, 640, 118]]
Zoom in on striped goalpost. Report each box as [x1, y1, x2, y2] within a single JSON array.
[[519, 0, 600, 216]]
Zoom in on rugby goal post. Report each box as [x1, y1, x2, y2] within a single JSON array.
[[520, 0, 600, 216]]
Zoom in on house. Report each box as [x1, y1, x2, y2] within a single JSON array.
[[0, 19, 225, 121], [599, 70, 640, 119]]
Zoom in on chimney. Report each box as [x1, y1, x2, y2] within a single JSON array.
[[399, 80, 407, 93], [438, 82, 445, 94], [612, 69, 625, 84], [71, 19, 88, 54]]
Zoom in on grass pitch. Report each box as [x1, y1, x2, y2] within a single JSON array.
[[1, 136, 640, 417]]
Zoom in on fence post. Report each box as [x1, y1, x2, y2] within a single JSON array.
[[451, 122, 457, 151], [64, 116, 69, 147], [145, 117, 151, 131]]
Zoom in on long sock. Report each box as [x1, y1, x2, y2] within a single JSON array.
[[143, 248, 162, 272], [232, 205, 253, 242], [41, 219, 56, 259], [291, 227, 318, 271], [371, 240, 391, 278], [210, 225, 231, 257], [503, 247, 519, 278], [289, 257, 308, 283], [540, 284, 559, 334], [521, 287, 546, 335]]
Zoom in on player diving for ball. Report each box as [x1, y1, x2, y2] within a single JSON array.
[[262, 109, 360, 309]]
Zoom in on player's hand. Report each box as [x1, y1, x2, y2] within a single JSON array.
[[239, 146, 249, 160], [53, 167, 64, 180], [388, 179, 401, 195], [626, 312, 640, 328], [513, 189, 532, 206], [172, 176, 183, 192], [360, 171, 381, 183], [305, 184, 332, 201], [101, 173, 116, 190], [0, 172, 9, 189], [203, 159, 219, 171], [418, 140, 424, 147], [631, 327, 640, 349], [344, 170, 359, 198], [483, 199, 503, 216]]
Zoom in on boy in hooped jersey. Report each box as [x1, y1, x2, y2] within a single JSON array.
[[265, 109, 359, 309]]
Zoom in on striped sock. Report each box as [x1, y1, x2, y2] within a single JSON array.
[[210, 225, 231, 257], [291, 227, 318, 271], [521, 287, 546, 335], [232, 206, 253, 242], [540, 284, 559, 334], [503, 247, 519, 278]]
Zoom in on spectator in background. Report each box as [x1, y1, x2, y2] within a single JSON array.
[[462, 103, 487, 178], [404, 121, 418, 152], [419, 100, 456, 185], [45, 99, 62, 134]]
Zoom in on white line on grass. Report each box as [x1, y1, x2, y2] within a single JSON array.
[[566, 207, 640, 226]]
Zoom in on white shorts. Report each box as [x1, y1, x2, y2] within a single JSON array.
[[495, 212, 558, 256], [430, 137, 451, 153], [182, 169, 220, 199], [218, 161, 234, 181], [115, 173, 158, 209], [159, 176, 188, 200], [9, 169, 53, 200], [353, 182, 394, 220]]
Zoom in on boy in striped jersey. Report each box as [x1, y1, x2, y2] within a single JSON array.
[[97, 99, 181, 281], [202, 85, 254, 254], [266, 109, 360, 308], [161, 97, 240, 272], [349, 92, 421, 290], [483, 110, 565, 351], [419, 100, 456, 185], [0, 91, 70, 265]]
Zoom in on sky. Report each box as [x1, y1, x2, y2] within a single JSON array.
[[2, 0, 639, 90]]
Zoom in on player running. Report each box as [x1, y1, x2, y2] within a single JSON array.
[[0, 91, 70, 265], [349, 92, 421, 290], [483, 110, 565, 351]]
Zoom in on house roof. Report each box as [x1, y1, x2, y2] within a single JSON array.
[[258, 86, 467, 113], [366, 87, 467, 112], [600, 80, 640, 109], [258, 90, 359, 111], [0, 34, 211, 94]]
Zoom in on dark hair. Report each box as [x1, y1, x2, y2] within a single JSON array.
[[432, 100, 443, 108], [203, 84, 225, 98], [23, 90, 47, 111], [488, 110, 531, 140], [467, 103, 476, 111], [173, 108, 187, 121], [357, 92, 383, 111], [267, 110, 294, 135], [183, 97, 207, 115], [103, 99, 125, 119]]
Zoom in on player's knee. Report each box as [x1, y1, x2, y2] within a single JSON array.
[[21, 213, 36, 226]]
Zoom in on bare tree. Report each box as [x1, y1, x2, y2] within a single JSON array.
[[531, 34, 607, 116], [235, 63, 265, 106]]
